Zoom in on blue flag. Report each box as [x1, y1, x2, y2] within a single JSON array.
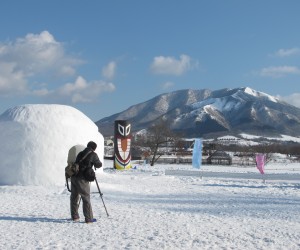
[[192, 139, 202, 169]]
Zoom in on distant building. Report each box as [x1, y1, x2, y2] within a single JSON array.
[[207, 150, 232, 165]]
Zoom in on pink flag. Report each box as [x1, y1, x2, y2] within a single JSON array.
[[255, 154, 266, 174]]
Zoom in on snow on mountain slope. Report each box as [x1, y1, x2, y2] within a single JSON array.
[[0, 104, 104, 185], [97, 87, 300, 138], [242, 87, 278, 103]]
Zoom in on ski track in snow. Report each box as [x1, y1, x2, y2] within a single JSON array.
[[0, 162, 300, 250]]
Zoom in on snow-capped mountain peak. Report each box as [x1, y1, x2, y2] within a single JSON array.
[[96, 87, 300, 138], [239, 87, 278, 103]]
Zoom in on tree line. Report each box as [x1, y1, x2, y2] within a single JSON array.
[[131, 118, 300, 166]]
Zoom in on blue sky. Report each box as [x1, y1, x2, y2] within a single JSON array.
[[1, 0, 300, 121]]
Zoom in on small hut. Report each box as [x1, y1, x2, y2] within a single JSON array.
[[207, 150, 232, 165]]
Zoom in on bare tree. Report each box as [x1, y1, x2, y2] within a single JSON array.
[[145, 118, 177, 166]]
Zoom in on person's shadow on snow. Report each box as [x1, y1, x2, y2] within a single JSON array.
[[0, 216, 70, 223]]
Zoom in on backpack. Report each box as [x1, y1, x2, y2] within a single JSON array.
[[65, 150, 92, 191], [65, 162, 80, 179]]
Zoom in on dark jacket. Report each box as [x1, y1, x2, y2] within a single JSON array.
[[75, 147, 102, 178]]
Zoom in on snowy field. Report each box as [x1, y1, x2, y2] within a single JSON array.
[[0, 160, 300, 250]]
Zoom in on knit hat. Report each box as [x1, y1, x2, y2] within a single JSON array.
[[87, 141, 97, 151]]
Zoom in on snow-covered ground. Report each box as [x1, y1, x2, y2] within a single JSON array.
[[1, 160, 300, 250]]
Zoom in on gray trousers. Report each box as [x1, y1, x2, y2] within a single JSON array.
[[70, 176, 93, 222]]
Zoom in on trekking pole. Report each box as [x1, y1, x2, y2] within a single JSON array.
[[66, 176, 71, 192], [95, 177, 109, 217]]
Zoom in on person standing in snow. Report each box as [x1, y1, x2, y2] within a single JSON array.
[[70, 141, 102, 223]]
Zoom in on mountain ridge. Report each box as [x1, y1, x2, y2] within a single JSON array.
[[96, 87, 300, 138]]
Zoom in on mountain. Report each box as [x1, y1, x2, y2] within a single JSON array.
[[96, 87, 300, 138]]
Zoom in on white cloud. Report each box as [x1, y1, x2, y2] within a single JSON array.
[[0, 62, 28, 95], [57, 76, 116, 103], [161, 81, 174, 90], [150, 54, 198, 76], [278, 93, 300, 108], [0, 31, 82, 77], [274, 48, 300, 57], [102, 61, 116, 79], [0, 31, 83, 96], [260, 66, 300, 78], [32, 88, 51, 96], [59, 65, 76, 76], [0, 31, 116, 103]]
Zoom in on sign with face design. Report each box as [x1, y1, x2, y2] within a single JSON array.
[[114, 120, 132, 170]]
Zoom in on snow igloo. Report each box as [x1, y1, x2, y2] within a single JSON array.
[[0, 104, 104, 185]]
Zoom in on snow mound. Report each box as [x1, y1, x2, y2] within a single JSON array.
[[0, 104, 104, 186]]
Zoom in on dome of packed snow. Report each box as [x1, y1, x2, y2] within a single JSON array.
[[0, 104, 104, 185]]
